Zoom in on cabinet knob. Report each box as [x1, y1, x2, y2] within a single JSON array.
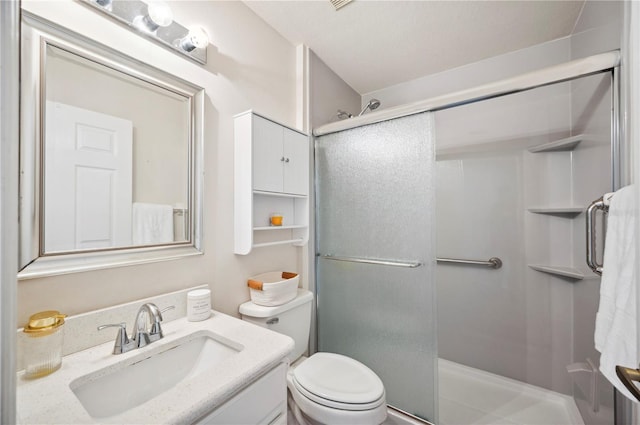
[[280, 157, 285, 162], [285, 158, 290, 163]]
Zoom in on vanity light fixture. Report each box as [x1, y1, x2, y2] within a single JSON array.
[[84, 0, 208, 64]]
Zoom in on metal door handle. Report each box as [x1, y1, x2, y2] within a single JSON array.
[[586, 193, 614, 275], [616, 365, 640, 402]]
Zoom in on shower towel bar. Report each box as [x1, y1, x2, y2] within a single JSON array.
[[437, 257, 502, 269], [318, 254, 503, 269], [586, 192, 614, 276], [318, 254, 421, 268]]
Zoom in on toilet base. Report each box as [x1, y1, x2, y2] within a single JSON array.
[[287, 391, 315, 425]]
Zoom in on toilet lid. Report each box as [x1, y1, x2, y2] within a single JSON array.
[[292, 353, 385, 408]]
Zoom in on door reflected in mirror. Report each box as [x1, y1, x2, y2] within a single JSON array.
[[43, 44, 191, 254]]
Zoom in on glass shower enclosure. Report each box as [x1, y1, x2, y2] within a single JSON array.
[[315, 112, 438, 422], [314, 66, 617, 425]]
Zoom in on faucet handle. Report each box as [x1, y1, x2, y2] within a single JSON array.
[[97, 322, 131, 355], [149, 305, 175, 340]]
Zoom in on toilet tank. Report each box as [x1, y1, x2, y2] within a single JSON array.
[[239, 289, 313, 361]]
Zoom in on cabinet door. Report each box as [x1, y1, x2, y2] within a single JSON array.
[[193, 363, 287, 424], [282, 128, 309, 195], [253, 115, 284, 193]]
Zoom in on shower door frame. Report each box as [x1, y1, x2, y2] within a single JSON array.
[[312, 50, 626, 425]]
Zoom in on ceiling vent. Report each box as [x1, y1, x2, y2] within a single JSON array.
[[330, 0, 353, 11]]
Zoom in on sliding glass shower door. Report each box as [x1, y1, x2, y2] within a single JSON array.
[[315, 112, 437, 422]]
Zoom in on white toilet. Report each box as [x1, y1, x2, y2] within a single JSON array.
[[239, 289, 387, 425]]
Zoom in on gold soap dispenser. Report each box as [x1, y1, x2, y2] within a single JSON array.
[[22, 310, 66, 379]]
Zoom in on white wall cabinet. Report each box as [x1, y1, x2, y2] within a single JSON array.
[[234, 111, 310, 255], [252, 115, 308, 196]]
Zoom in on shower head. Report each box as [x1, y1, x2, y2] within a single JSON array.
[[358, 99, 381, 116], [336, 109, 353, 120]]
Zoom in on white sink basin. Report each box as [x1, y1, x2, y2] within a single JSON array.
[[69, 331, 242, 419]]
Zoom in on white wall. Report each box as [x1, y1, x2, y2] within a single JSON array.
[[309, 50, 360, 129], [17, 0, 301, 327]]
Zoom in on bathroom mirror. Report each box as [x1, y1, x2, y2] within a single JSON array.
[[18, 13, 204, 279]]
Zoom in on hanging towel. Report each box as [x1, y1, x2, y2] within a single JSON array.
[[594, 185, 638, 401], [132, 202, 174, 245]]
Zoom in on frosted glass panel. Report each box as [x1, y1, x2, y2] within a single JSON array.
[[315, 112, 437, 422]]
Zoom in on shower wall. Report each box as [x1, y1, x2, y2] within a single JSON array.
[[361, 2, 622, 414], [435, 82, 576, 395], [370, 36, 577, 394], [437, 72, 612, 404]]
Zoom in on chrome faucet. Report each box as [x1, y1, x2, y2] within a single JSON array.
[[98, 303, 175, 355]]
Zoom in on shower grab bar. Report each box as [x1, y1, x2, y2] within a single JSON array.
[[586, 192, 614, 276], [318, 254, 421, 268], [437, 257, 503, 269], [318, 254, 503, 269]]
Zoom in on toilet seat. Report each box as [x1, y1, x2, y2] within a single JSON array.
[[291, 353, 385, 411]]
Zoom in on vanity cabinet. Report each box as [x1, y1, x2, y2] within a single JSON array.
[[234, 111, 310, 254], [194, 362, 287, 425]]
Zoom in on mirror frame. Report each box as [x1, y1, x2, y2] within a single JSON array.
[[18, 12, 204, 280]]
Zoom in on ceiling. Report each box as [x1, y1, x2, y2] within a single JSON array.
[[244, 0, 586, 95]]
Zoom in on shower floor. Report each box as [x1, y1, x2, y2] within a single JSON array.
[[438, 359, 584, 425]]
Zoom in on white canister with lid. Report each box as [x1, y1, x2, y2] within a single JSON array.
[[187, 289, 211, 321]]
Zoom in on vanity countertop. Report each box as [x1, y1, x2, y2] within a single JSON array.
[[16, 311, 294, 424]]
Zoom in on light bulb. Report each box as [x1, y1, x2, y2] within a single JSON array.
[[95, 0, 113, 10], [147, 1, 173, 27], [180, 26, 209, 52], [133, 1, 173, 33]]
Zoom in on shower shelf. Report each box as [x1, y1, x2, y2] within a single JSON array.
[[527, 207, 584, 216], [528, 135, 583, 153], [528, 264, 584, 280]]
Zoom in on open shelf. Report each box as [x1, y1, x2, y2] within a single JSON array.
[[254, 225, 307, 231], [527, 207, 584, 216], [253, 190, 307, 199], [253, 239, 306, 248], [528, 264, 584, 280], [528, 135, 582, 153]]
